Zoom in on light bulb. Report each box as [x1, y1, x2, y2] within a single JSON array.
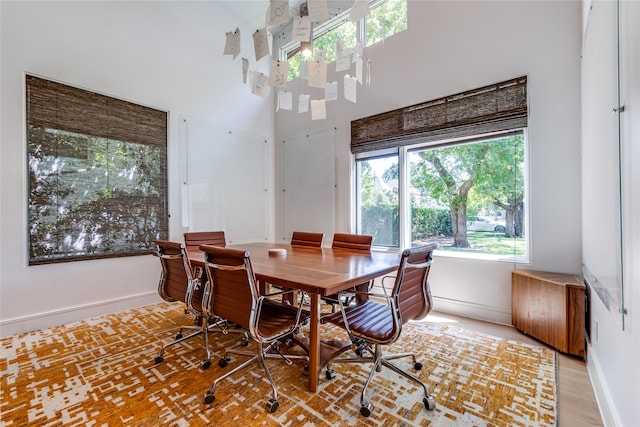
[[301, 41, 313, 57]]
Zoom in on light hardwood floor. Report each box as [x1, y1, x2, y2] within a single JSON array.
[[427, 311, 604, 427]]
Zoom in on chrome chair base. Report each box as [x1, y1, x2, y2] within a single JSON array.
[[154, 317, 248, 369], [327, 342, 436, 417], [204, 341, 308, 413]]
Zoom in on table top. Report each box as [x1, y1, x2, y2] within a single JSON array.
[[188, 242, 401, 297]]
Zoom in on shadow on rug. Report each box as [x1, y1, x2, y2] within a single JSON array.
[[1, 302, 556, 426]]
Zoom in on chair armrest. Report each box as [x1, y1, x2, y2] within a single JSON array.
[[380, 275, 396, 297], [261, 287, 301, 302], [257, 290, 307, 329], [332, 290, 394, 337], [337, 289, 392, 303]]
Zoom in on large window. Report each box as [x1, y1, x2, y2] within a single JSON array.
[[354, 77, 528, 261], [283, 0, 407, 80], [26, 75, 168, 265]]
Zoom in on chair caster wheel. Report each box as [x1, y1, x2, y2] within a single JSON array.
[[424, 396, 436, 410], [302, 365, 309, 376], [203, 392, 215, 405], [201, 359, 211, 369], [175, 332, 183, 340], [218, 358, 230, 368], [325, 368, 336, 380], [414, 362, 423, 370], [355, 348, 363, 356], [241, 338, 249, 347], [266, 398, 279, 413], [154, 355, 164, 364], [360, 402, 372, 417]]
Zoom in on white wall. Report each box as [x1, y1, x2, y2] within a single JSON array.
[[581, 1, 640, 426], [275, 0, 583, 325], [0, 1, 274, 336]]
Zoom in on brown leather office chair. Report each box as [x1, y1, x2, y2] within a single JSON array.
[[199, 245, 309, 413], [331, 233, 373, 251], [321, 244, 437, 417], [153, 240, 228, 369], [184, 231, 226, 279], [290, 231, 324, 247], [322, 233, 373, 311], [184, 231, 226, 250], [273, 231, 324, 305]]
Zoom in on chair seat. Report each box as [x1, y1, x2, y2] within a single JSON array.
[[259, 299, 310, 338], [322, 300, 394, 343]]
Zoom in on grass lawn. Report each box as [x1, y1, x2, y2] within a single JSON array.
[[428, 231, 526, 257]]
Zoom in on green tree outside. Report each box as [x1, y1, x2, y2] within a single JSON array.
[[357, 134, 525, 255], [287, 0, 407, 80], [411, 134, 525, 247]]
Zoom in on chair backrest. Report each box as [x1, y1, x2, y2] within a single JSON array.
[[291, 231, 324, 247], [154, 240, 194, 303], [331, 233, 373, 252], [391, 244, 436, 325], [200, 245, 258, 331], [183, 231, 226, 251]]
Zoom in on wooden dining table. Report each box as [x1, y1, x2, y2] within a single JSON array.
[[187, 241, 400, 392]]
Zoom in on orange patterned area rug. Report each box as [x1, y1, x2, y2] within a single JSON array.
[[1, 302, 556, 426]]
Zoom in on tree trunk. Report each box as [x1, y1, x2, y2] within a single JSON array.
[[504, 209, 516, 237], [495, 194, 524, 238], [451, 203, 469, 248], [514, 203, 524, 237]]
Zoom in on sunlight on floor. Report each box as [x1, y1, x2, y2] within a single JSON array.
[[411, 313, 459, 324]]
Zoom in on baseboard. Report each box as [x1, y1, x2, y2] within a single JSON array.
[[432, 295, 512, 326], [0, 291, 161, 337], [587, 342, 620, 427], [2, 293, 512, 337]]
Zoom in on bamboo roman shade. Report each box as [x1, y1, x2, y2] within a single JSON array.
[[351, 76, 527, 153], [26, 75, 166, 148]]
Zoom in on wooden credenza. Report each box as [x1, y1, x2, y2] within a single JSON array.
[[512, 269, 585, 358]]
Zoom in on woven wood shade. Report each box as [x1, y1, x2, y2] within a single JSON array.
[[351, 76, 527, 153], [26, 75, 166, 148]]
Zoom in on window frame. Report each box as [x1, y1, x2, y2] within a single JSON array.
[[26, 74, 169, 265], [279, 0, 407, 80]]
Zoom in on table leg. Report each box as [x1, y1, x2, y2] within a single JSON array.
[[258, 279, 269, 295], [308, 293, 320, 392]]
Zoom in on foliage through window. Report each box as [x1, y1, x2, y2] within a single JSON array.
[[284, 0, 407, 81], [356, 154, 399, 247], [26, 75, 168, 265], [356, 133, 527, 260], [365, 0, 408, 46]]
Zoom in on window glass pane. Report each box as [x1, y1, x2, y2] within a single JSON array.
[[28, 128, 167, 264], [285, 0, 407, 80], [356, 154, 399, 247], [409, 134, 526, 259], [287, 19, 357, 81], [314, 20, 358, 63], [27, 76, 168, 265], [366, 0, 407, 46]]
